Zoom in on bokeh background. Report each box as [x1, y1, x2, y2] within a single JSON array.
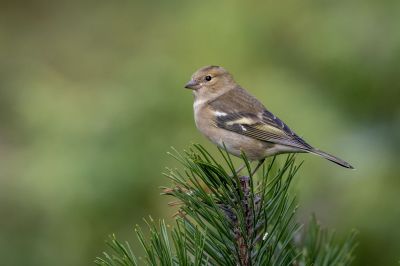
[[1, 0, 399, 265]]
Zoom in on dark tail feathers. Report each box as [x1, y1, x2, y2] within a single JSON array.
[[310, 149, 354, 169]]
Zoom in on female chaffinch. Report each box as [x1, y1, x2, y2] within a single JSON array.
[[185, 65, 353, 173]]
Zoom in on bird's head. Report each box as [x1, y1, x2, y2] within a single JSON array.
[[184, 66, 235, 101]]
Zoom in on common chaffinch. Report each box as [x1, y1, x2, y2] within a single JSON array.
[[184, 65, 353, 172]]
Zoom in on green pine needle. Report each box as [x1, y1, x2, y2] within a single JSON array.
[[95, 144, 357, 266]]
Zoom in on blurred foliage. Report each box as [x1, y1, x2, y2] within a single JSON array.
[[0, 0, 399, 265]]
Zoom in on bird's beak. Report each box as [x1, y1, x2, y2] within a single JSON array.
[[184, 79, 198, 90]]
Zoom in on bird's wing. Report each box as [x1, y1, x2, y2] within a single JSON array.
[[214, 110, 313, 150], [209, 87, 313, 150]]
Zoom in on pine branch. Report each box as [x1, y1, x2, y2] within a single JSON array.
[[95, 144, 357, 266]]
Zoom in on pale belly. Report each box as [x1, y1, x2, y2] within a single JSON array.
[[206, 128, 273, 160], [203, 127, 304, 160], [193, 104, 302, 161], [195, 113, 270, 160]]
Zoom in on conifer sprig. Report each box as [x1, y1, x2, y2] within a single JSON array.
[[95, 145, 357, 266]]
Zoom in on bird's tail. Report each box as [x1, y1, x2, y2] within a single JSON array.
[[310, 149, 354, 169]]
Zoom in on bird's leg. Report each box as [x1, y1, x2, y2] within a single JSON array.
[[251, 159, 265, 177], [234, 164, 246, 176], [229, 164, 246, 178], [232, 160, 265, 178]]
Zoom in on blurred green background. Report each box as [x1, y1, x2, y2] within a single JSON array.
[[0, 0, 399, 265]]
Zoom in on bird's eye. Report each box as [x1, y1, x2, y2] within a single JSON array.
[[205, 75, 212, 81]]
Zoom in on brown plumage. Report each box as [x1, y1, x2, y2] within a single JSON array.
[[184, 65, 354, 169]]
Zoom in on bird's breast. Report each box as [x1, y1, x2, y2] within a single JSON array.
[[193, 102, 210, 132], [193, 102, 273, 160]]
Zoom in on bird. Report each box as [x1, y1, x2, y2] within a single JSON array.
[[184, 65, 354, 174]]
